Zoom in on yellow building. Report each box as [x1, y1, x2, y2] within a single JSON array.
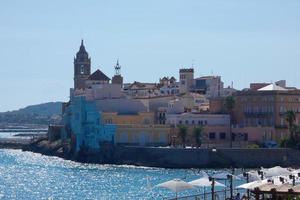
[[116, 124, 170, 146], [102, 112, 154, 125], [101, 112, 170, 146]]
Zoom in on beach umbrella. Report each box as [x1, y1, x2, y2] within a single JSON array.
[[237, 170, 261, 182], [199, 171, 209, 177], [212, 172, 241, 180], [291, 169, 300, 176], [189, 177, 225, 200], [156, 179, 194, 198], [189, 177, 226, 187], [262, 166, 291, 178], [236, 179, 269, 190]]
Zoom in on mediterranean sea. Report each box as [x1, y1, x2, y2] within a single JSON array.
[[0, 149, 246, 200]]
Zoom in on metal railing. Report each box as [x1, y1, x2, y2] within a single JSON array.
[[166, 189, 246, 200]]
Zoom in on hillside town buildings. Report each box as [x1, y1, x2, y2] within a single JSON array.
[[58, 40, 300, 151]]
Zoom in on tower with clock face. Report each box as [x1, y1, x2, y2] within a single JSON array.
[[74, 39, 91, 90]]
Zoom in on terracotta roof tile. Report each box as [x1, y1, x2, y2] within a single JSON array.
[[88, 69, 110, 81]]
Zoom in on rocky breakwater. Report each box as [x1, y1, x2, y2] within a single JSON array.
[[22, 138, 116, 164], [0, 138, 29, 149], [22, 138, 68, 158]]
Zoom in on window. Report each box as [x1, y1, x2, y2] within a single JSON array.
[[144, 119, 150, 125], [209, 132, 216, 140], [280, 118, 284, 126], [219, 132, 226, 140], [185, 120, 189, 125], [80, 65, 84, 74], [280, 106, 285, 113], [179, 120, 182, 124], [231, 133, 236, 141], [244, 133, 248, 141]]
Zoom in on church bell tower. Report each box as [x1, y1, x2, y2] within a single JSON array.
[[74, 39, 91, 90], [112, 60, 123, 86]]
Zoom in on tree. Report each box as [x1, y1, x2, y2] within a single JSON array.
[[193, 126, 203, 148], [225, 96, 235, 148], [286, 110, 296, 131], [285, 110, 298, 146], [178, 125, 188, 148], [225, 96, 235, 113]]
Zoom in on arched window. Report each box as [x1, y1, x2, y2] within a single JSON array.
[[80, 65, 84, 74]]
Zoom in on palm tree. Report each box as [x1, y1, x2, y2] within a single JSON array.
[[285, 110, 297, 144], [178, 125, 188, 148], [225, 96, 235, 148], [193, 126, 203, 148]]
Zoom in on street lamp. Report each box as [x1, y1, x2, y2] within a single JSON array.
[[227, 174, 233, 200], [209, 177, 215, 200], [243, 172, 250, 198]]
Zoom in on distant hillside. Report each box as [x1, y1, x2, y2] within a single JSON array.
[[0, 102, 63, 125], [7, 102, 62, 116]]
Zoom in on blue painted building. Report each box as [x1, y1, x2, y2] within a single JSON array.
[[62, 95, 116, 152]]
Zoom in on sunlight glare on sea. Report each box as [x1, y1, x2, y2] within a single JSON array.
[[0, 149, 242, 200]]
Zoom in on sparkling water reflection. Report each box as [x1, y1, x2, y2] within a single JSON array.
[[0, 149, 244, 200]]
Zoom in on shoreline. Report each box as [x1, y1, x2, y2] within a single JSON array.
[[16, 138, 300, 169]]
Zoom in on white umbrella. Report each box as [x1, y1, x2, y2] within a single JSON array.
[[199, 171, 209, 177], [291, 169, 300, 176], [212, 172, 241, 180], [262, 166, 291, 178], [237, 170, 261, 182], [189, 177, 225, 200], [236, 179, 269, 190], [189, 177, 226, 187], [156, 179, 194, 198]]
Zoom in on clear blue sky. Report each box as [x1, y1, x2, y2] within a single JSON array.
[[0, 0, 300, 112]]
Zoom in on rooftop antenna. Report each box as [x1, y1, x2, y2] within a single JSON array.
[[114, 59, 121, 75], [231, 81, 234, 88]]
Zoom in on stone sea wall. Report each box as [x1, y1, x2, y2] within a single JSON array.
[[113, 146, 300, 168], [21, 139, 300, 168]]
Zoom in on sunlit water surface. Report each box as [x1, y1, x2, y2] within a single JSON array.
[[0, 149, 245, 200]]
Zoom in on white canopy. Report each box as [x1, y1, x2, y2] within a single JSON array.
[[262, 166, 291, 178], [156, 179, 194, 193], [189, 177, 226, 188], [212, 172, 240, 180], [236, 179, 269, 190], [237, 170, 261, 182], [291, 169, 300, 176]]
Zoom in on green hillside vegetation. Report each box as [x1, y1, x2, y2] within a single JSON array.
[[0, 102, 62, 125]]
